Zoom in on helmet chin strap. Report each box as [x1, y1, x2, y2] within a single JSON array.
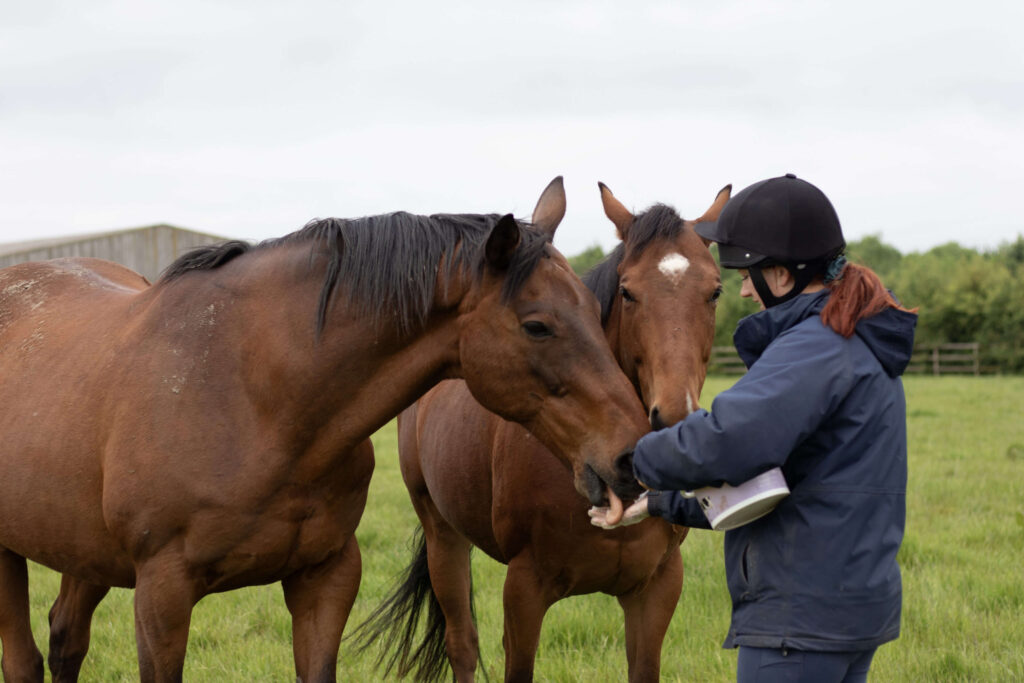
[[749, 263, 820, 308]]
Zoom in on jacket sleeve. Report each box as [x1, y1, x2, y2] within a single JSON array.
[[634, 322, 852, 492], [646, 490, 711, 529]]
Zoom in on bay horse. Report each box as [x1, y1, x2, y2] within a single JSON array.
[[355, 182, 730, 681], [0, 177, 651, 683]]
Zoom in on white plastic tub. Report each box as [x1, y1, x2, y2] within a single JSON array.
[[683, 467, 790, 531]]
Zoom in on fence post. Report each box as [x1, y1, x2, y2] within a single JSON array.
[[932, 346, 939, 376]]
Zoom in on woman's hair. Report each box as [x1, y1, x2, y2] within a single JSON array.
[[820, 262, 916, 338]]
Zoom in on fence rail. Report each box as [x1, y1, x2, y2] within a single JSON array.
[[709, 342, 980, 376], [709, 346, 748, 375], [906, 342, 980, 376]]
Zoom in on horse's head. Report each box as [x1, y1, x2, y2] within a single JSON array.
[[457, 178, 649, 516], [596, 183, 730, 429]]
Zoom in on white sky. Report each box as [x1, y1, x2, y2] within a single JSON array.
[[2, 0, 1022, 257]]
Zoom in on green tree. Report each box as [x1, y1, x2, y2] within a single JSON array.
[[981, 239, 1024, 372], [713, 265, 759, 347], [568, 244, 606, 276], [995, 236, 1024, 274], [846, 234, 902, 282]]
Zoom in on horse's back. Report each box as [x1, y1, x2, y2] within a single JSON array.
[[0, 257, 149, 323], [0, 257, 152, 380], [0, 257, 149, 404], [1, 256, 150, 285]]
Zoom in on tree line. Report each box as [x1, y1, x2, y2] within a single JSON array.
[[569, 234, 1024, 374]]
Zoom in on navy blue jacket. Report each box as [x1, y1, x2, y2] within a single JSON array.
[[635, 290, 916, 651]]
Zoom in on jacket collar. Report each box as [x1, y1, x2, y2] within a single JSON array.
[[733, 290, 917, 377], [733, 290, 829, 367]]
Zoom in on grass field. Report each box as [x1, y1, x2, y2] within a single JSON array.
[[12, 376, 1024, 681]]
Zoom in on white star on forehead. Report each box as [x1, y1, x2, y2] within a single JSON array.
[[657, 253, 690, 282]]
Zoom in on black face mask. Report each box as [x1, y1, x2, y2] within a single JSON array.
[[748, 262, 822, 309]]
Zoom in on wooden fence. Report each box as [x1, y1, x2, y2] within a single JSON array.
[[906, 342, 980, 376], [709, 342, 981, 376], [709, 346, 748, 375]]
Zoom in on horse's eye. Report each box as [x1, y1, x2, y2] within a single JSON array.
[[710, 285, 723, 304], [522, 320, 553, 339], [619, 286, 636, 303]]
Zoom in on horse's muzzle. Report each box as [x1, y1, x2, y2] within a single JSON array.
[[611, 450, 646, 500], [582, 453, 645, 507]]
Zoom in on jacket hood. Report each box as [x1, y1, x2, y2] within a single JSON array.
[[853, 305, 918, 377], [735, 290, 917, 377]]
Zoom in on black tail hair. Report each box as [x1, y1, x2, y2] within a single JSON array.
[[348, 527, 486, 682]]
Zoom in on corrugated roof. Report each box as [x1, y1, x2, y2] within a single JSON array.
[[0, 224, 230, 257]]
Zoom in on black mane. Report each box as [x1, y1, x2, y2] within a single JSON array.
[[161, 240, 253, 278], [582, 203, 688, 325], [159, 212, 549, 336]]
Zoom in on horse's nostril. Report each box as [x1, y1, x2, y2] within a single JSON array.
[[611, 451, 646, 501], [614, 450, 635, 480], [649, 406, 666, 430]]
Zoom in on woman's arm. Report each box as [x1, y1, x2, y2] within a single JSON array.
[[634, 324, 851, 492]]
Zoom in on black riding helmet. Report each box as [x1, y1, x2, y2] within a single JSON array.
[[695, 174, 845, 308]]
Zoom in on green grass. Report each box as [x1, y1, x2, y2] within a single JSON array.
[[10, 376, 1024, 681]]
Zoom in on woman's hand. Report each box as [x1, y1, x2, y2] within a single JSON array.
[[588, 493, 650, 529]]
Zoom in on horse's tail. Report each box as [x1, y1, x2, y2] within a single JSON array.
[[349, 526, 481, 682]]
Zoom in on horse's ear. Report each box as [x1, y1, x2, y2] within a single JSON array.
[[485, 214, 521, 271], [598, 182, 634, 241], [531, 176, 566, 241], [695, 184, 732, 248]]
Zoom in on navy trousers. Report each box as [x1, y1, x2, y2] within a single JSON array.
[[737, 646, 877, 683]]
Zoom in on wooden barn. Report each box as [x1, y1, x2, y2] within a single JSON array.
[[0, 224, 230, 283]]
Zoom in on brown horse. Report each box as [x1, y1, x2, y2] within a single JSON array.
[[0, 178, 651, 683], [355, 183, 730, 682]]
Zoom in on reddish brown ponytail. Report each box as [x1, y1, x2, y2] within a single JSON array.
[[820, 262, 916, 338]]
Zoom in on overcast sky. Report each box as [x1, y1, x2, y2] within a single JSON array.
[[2, 0, 1022, 258]]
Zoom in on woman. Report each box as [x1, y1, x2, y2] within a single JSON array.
[[590, 174, 917, 682]]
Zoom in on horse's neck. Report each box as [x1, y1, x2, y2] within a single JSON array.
[[316, 311, 464, 445], [229, 245, 468, 454]]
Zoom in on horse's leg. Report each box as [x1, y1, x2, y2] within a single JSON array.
[[501, 556, 555, 683], [282, 536, 361, 683], [47, 574, 110, 682], [419, 507, 480, 682], [616, 550, 683, 683], [0, 548, 44, 683], [132, 557, 198, 683]]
